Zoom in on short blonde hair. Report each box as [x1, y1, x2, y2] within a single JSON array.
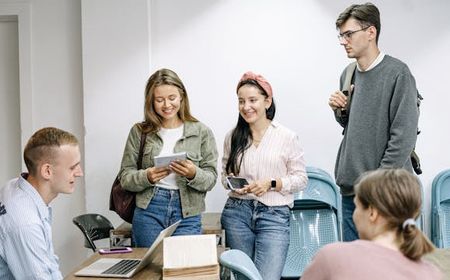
[[24, 127, 79, 175]]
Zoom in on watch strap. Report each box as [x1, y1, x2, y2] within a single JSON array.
[[270, 178, 276, 190]]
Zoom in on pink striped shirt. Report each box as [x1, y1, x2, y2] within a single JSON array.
[[222, 121, 308, 207]]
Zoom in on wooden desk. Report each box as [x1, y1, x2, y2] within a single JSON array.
[[64, 248, 161, 280]]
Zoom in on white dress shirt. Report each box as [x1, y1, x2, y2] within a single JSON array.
[[222, 121, 308, 207], [0, 174, 62, 280]]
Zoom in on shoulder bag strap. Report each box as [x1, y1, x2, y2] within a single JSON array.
[[137, 132, 148, 170]]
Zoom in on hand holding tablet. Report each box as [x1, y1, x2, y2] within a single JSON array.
[[154, 152, 187, 167]]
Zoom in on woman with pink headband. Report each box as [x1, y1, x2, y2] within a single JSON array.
[[221, 71, 308, 279]]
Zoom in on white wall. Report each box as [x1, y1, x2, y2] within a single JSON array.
[[81, 0, 151, 225], [0, 0, 86, 275], [0, 17, 21, 184], [30, 0, 85, 274], [1, 0, 450, 276]]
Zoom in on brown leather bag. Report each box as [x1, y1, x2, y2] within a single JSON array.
[[109, 132, 147, 223]]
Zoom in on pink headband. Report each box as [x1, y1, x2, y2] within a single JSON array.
[[237, 71, 273, 98]]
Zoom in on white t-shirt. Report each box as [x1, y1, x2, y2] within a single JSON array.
[[155, 125, 184, 190]]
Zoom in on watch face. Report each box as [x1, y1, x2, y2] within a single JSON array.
[[271, 179, 276, 189]]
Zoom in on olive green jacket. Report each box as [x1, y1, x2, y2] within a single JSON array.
[[119, 121, 218, 218]]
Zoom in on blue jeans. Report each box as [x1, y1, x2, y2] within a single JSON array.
[[342, 195, 358, 241], [132, 187, 201, 247], [221, 198, 290, 280]]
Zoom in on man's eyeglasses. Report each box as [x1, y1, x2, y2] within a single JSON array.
[[338, 26, 370, 42]]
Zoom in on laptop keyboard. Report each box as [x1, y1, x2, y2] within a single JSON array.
[[102, 259, 140, 275]]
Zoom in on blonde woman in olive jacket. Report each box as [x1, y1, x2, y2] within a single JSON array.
[[119, 69, 218, 247]]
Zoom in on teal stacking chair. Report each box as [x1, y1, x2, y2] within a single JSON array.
[[303, 166, 334, 181], [431, 169, 450, 248], [220, 249, 263, 280], [281, 166, 342, 279]]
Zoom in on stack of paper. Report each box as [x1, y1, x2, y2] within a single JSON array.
[[162, 234, 219, 280]]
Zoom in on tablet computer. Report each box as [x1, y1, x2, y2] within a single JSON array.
[[226, 176, 249, 191], [154, 152, 187, 167]]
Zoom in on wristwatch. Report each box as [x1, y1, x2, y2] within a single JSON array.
[[270, 178, 276, 191]]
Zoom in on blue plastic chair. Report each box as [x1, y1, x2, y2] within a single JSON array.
[[281, 166, 342, 278], [219, 249, 263, 280], [431, 169, 450, 248], [304, 166, 334, 180]]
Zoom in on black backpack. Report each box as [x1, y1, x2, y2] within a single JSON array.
[[337, 62, 423, 175]]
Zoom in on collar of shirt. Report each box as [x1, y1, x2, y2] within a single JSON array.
[[270, 120, 280, 128], [357, 51, 385, 72], [18, 173, 52, 224]]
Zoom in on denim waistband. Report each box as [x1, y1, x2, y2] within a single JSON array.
[[154, 187, 180, 198], [228, 197, 289, 210]]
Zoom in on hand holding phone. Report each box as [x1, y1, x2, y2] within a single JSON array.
[[98, 247, 133, 255], [226, 176, 249, 191]]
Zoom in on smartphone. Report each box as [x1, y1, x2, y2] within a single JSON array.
[[98, 247, 133, 255], [226, 176, 249, 191]]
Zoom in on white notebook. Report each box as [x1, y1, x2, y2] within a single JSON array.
[[162, 234, 219, 279]]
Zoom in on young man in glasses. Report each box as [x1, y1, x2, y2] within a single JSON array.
[[328, 3, 419, 242], [0, 127, 83, 279]]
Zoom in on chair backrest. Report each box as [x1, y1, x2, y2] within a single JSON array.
[[305, 166, 334, 180], [294, 167, 342, 232], [72, 213, 114, 252], [219, 249, 263, 280], [283, 208, 338, 278], [282, 166, 341, 278], [431, 169, 450, 248], [295, 167, 340, 210]]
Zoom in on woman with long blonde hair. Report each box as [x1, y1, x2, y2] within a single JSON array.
[[119, 68, 218, 247]]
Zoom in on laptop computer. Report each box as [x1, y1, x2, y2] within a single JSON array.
[[74, 220, 180, 278]]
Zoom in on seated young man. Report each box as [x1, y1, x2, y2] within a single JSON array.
[[0, 127, 83, 279]]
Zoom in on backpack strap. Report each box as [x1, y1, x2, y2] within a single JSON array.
[[336, 62, 357, 118]]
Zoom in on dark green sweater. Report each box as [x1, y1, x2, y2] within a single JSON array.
[[334, 55, 419, 195]]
